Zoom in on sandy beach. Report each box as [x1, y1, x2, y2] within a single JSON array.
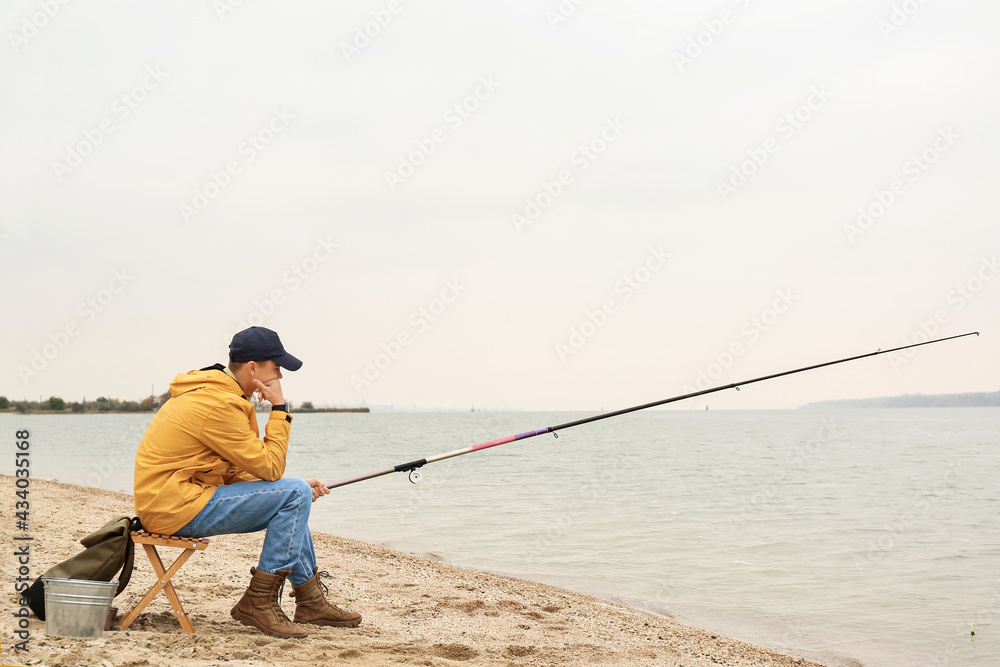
[[1, 476, 828, 667]]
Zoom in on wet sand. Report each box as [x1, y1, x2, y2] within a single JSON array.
[[1, 476, 828, 666]]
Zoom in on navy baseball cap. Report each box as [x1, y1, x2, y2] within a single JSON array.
[[229, 327, 303, 371]]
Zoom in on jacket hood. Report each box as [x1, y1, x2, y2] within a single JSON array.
[[169, 366, 243, 398]]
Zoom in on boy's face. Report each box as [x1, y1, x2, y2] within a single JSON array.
[[248, 360, 282, 391]]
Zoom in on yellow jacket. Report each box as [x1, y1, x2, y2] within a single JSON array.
[[133, 365, 292, 534]]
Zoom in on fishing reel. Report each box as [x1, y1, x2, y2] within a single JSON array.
[[395, 458, 429, 485]]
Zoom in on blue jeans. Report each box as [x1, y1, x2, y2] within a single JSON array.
[[173, 478, 317, 586]]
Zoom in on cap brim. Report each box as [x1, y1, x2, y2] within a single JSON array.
[[273, 352, 303, 372]]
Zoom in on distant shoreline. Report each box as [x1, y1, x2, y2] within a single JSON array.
[[800, 390, 999, 409]]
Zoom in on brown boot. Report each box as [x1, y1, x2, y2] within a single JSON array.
[[290, 569, 362, 627], [230, 567, 308, 638]]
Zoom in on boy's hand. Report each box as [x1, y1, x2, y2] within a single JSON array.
[[305, 478, 330, 502], [252, 378, 284, 406]]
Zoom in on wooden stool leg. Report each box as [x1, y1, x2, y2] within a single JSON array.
[[119, 544, 198, 633], [149, 546, 197, 633]]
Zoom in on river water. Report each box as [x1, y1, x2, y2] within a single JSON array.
[[2, 408, 996, 666]]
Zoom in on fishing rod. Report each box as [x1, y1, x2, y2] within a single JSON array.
[[325, 331, 979, 489]]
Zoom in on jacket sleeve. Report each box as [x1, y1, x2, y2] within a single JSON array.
[[199, 400, 290, 482], [223, 465, 261, 484]]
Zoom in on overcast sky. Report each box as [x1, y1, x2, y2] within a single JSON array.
[[2, 0, 997, 411]]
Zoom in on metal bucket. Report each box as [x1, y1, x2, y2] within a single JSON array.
[[44, 578, 118, 639]]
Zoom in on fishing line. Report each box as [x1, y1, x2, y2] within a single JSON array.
[[325, 331, 979, 490], [946, 334, 982, 648]]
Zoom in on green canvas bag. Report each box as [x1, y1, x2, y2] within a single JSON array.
[[26, 516, 141, 620]]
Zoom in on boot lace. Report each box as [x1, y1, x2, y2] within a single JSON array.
[[315, 570, 332, 597], [275, 578, 293, 622], [313, 570, 349, 613]]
